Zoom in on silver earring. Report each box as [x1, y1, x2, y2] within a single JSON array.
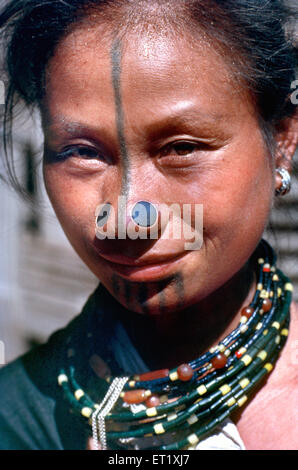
[[275, 168, 291, 196]]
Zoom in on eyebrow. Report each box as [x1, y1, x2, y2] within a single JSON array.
[[43, 119, 102, 137], [43, 108, 228, 140]]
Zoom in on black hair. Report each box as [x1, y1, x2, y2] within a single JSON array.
[[0, 0, 297, 196]]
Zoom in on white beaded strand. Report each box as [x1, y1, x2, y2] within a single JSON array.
[[92, 377, 129, 450]]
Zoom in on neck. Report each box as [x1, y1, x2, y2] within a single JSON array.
[[118, 257, 257, 370]]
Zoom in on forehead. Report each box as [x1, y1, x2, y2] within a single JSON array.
[[42, 20, 251, 128]]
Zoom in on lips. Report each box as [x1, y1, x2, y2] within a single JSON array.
[[97, 251, 184, 267], [94, 249, 187, 281]]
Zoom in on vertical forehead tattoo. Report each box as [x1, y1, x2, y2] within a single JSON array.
[[111, 38, 131, 197]]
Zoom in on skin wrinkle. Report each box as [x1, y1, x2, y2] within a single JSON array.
[[111, 37, 131, 197]]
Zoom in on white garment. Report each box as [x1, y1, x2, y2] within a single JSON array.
[[194, 418, 245, 450]]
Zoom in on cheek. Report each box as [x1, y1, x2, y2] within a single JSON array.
[[200, 152, 274, 242], [43, 166, 99, 244]]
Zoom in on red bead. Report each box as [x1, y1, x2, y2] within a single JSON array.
[[262, 298, 272, 312], [122, 389, 147, 404], [241, 306, 254, 318], [263, 267, 271, 273], [177, 363, 194, 381], [137, 369, 169, 382], [145, 395, 161, 408], [235, 350, 243, 359], [211, 353, 227, 369]]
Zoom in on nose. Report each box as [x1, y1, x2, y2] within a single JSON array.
[[95, 198, 162, 240]]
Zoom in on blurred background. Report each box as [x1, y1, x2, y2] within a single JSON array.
[[0, 105, 297, 366]]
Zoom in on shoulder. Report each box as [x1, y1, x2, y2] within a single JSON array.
[[290, 300, 298, 317], [0, 339, 63, 449], [0, 311, 85, 450], [235, 301, 298, 449]]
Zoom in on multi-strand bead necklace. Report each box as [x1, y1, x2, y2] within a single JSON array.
[[57, 240, 293, 450]]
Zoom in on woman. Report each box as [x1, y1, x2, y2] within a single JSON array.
[[0, 0, 297, 451]]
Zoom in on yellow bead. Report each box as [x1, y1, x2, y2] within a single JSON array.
[[74, 389, 84, 400], [264, 363, 273, 372], [146, 407, 157, 417], [260, 290, 269, 299], [154, 423, 165, 435], [219, 384, 231, 395], [167, 413, 178, 421], [187, 414, 199, 425], [169, 371, 179, 381], [240, 324, 248, 333], [257, 350, 267, 361], [238, 347, 247, 356], [197, 385, 207, 396], [237, 395, 248, 407], [239, 378, 250, 389], [281, 328, 289, 336], [58, 374, 68, 385], [81, 407, 92, 418], [285, 283, 293, 292], [272, 321, 280, 330], [241, 354, 252, 366], [187, 433, 199, 445], [275, 335, 281, 344], [227, 397, 236, 407]]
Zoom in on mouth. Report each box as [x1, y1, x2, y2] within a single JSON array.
[[95, 251, 188, 281]]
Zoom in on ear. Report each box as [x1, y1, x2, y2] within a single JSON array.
[[274, 112, 298, 171]]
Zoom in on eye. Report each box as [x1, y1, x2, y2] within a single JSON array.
[[161, 141, 202, 157], [56, 145, 106, 161]]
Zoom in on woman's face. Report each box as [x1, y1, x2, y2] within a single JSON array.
[[42, 23, 274, 315]]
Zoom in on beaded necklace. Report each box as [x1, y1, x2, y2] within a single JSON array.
[[57, 240, 293, 450]]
